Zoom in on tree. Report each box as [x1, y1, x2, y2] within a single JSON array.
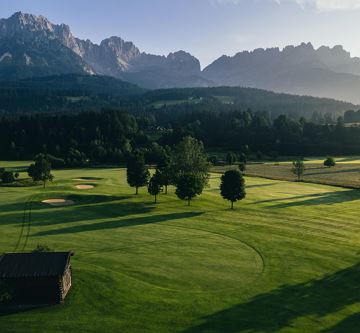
[[175, 173, 204, 206], [238, 162, 246, 173], [148, 173, 162, 203], [126, 152, 150, 194], [28, 154, 54, 188], [324, 157, 336, 168], [292, 159, 305, 181], [226, 152, 237, 165], [156, 146, 173, 194], [239, 152, 248, 164], [220, 170, 246, 209], [173, 136, 210, 186]]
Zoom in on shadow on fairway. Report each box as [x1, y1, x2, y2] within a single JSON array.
[[247, 183, 278, 189], [34, 212, 203, 236], [0, 195, 134, 225], [183, 263, 360, 333], [271, 189, 360, 208], [305, 168, 360, 176], [253, 189, 360, 208], [0, 304, 50, 317]]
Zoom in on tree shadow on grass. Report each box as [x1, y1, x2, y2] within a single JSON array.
[[33, 211, 203, 236], [252, 189, 360, 208], [268, 189, 360, 209], [323, 313, 360, 333], [183, 263, 360, 333], [0, 304, 50, 317], [305, 168, 360, 176], [247, 183, 279, 189], [0, 195, 133, 225], [30, 201, 154, 227]]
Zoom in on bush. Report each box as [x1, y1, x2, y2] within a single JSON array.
[[1, 171, 15, 184], [324, 157, 336, 168]]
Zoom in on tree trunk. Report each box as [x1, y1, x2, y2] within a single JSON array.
[[165, 185, 168, 194], [136, 187, 139, 195], [43, 180, 46, 189], [188, 198, 191, 206], [154, 195, 157, 204], [231, 201, 234, 210]]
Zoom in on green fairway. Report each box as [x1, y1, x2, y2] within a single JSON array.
[[1, 166, 360, 332]]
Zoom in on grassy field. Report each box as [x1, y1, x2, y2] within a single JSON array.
[[213, 161, 360, 189], [1, 164, 360, 332]]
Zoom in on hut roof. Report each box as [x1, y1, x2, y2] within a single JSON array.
[[0, 252, 74, 278]]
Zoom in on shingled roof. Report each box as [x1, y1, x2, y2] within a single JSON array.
[[0, 252, 74, 278]]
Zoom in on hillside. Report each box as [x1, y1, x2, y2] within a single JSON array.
[[0, 74, 144, 113], [143, 86, 357, 119], [0, 76, 356, 118]]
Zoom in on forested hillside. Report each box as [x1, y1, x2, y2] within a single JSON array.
[[0, 75, 356, 120]]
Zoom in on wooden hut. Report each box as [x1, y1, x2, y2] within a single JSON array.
[[0, 251, 74, 306]]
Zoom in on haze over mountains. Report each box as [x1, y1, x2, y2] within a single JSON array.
[[2, 12, 360, 103]]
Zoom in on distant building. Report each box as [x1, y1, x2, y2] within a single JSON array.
[[0, 251, 74, 306]]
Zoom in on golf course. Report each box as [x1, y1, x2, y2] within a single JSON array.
[[1, 162, 360, 332]]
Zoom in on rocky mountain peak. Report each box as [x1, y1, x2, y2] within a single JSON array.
[[5, 11, 54, 34]]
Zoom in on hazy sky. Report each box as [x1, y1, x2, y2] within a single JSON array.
[[1, 0, 360, 67]]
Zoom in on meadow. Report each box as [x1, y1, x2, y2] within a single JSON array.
[[213, 157, 360, 189], [1, 164, 360, 332]]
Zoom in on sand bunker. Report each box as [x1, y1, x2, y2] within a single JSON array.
[[75, 184, 94, 190], [42, 199, 75, 206]]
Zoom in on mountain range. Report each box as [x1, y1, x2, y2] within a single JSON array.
[[2, 12, 360, 103]]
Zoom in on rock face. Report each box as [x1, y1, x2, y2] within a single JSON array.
[[0, 12, 94, 79], [203, 42, 360, 103], [0, 12, 209, 87], [2, 12, 360, 102]]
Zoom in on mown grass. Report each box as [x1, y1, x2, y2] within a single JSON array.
[[213, 157, 360, 189], [1, 165, 360, 332]]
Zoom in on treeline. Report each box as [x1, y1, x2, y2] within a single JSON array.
[[2, 108, 360, 164], [0, 110, 140, 164], [344, 110, 360, 123], [154, 109, 359, 156]]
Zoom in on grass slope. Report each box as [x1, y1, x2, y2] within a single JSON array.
[[1, 166, 360, 332]]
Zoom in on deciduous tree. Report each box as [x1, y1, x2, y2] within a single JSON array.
[[324, 157, 336, 168], [220, 170, 246, 209], [126, 152, 150, 194], [175, 173, 204, 206], [148, 173, 162, 203], [28, 154, 54, 188], [292, 159, 305, 181]]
